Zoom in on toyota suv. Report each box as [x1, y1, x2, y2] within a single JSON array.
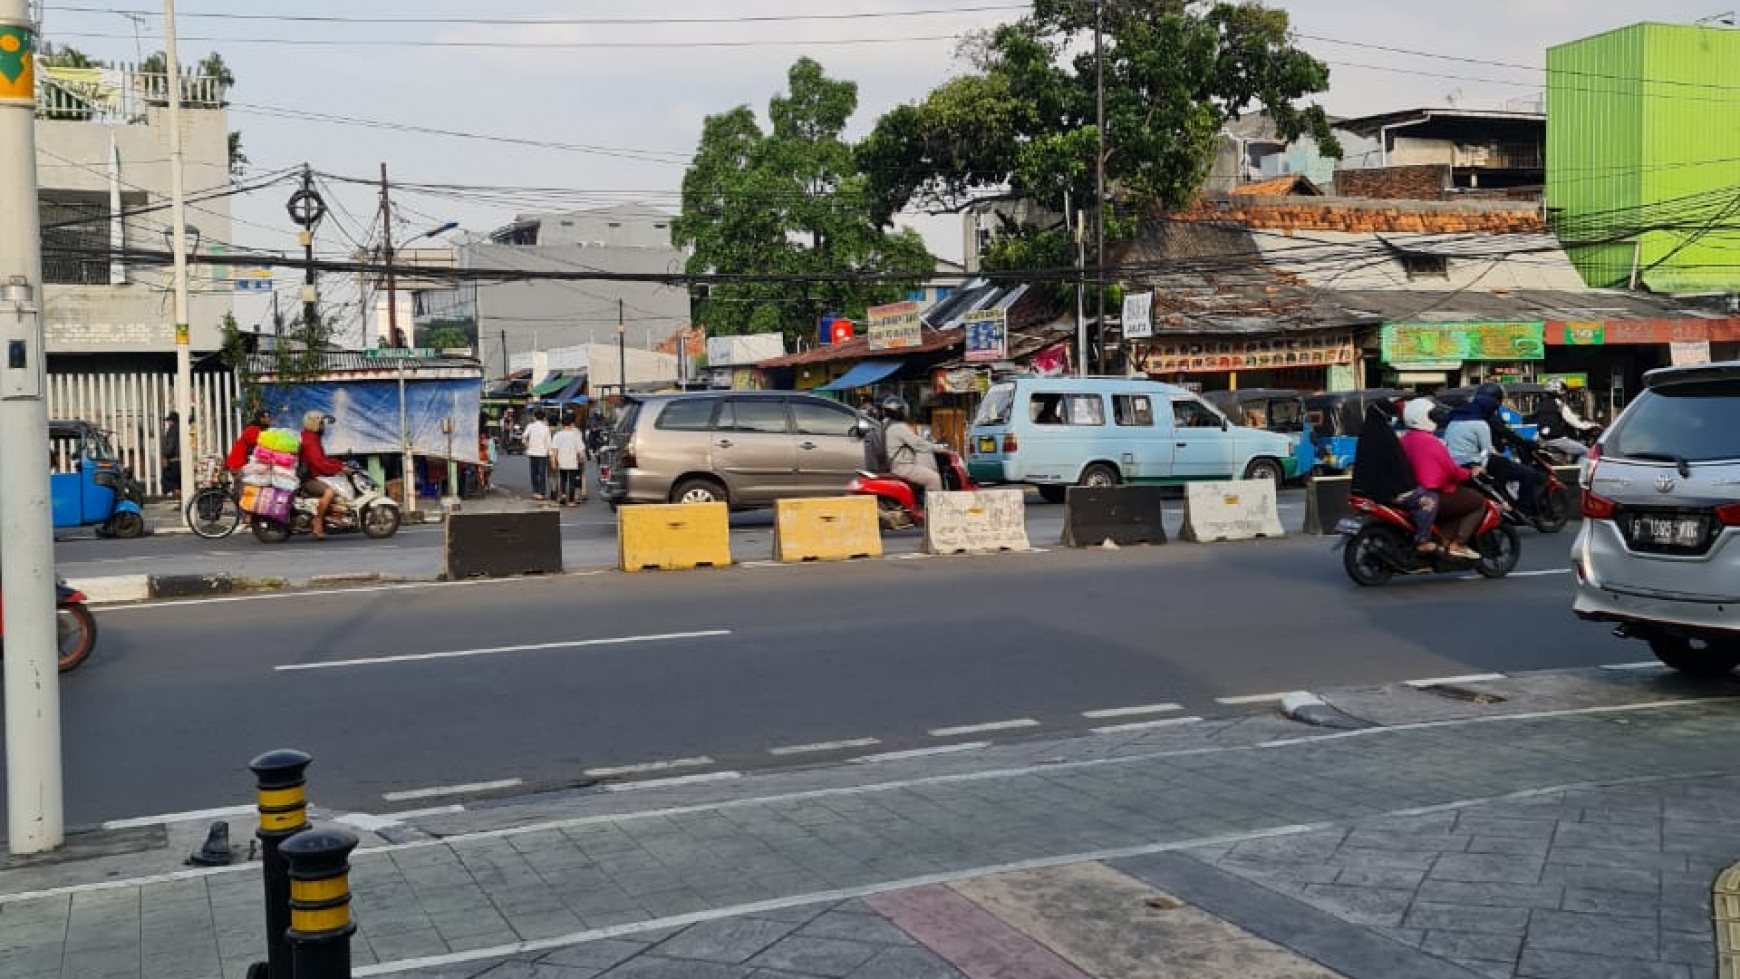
[[601, 392, 871, 508], [1573, 360, 1740, 676]]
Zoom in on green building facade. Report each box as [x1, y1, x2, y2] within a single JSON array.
[[1547, 22, 1740, 293]]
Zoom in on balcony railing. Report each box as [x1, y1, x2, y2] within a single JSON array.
[[35, 65, 229, 123]]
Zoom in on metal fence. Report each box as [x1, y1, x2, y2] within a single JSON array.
[[47, 371, 241, 497], [35, 66, 228, 124]]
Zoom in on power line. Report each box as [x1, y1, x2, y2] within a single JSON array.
[[53, 29, 970, 51], [49, 3, 1027, 26]]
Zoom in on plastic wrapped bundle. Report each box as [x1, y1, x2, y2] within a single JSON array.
[[268, 473, 300, 492], [252, 445, 299, 469], [239, 484, 264, 513], [257, 428, 302, 454], [256, 487, 295, 522], [241, 472, 271, 488]]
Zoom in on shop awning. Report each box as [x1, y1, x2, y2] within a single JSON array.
[[530, 374, 571, 396], [817, 359, 901, 391], [552, 375, 587, 402]]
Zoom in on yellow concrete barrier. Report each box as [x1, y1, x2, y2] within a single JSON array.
[[774, 496, 882, 563], [618, 502, 731, 572]]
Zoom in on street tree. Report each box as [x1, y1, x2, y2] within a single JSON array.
[[672, 58, 933, 346]]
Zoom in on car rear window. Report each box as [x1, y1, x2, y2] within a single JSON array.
[[974, 384, 1015, 426], [1607, 379, 1740, 463], [655, 399, 717, 431]]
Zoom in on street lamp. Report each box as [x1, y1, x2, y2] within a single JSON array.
[[383, 219, 457, 349]]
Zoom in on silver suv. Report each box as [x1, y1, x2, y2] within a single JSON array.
[[601, 392, 871, 507], [1573, 361, 1740, 676]]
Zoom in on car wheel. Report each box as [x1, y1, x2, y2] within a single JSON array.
[[1037, 484, 1067, 504], [1080, 464, 1119, 489], [1647, 636, 1740, 678], [671, 478, 727, 506], [1242, 457, 1284, 489]]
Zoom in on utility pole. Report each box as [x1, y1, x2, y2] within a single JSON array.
[[1, 0, 65, 854], [1093, 0, 1107, 375], [164, 0, 194, 499], [499, 328, 508, 380], [378, 162, 402, 348], [616, 298, 626, 398], [285, 165, 324, 335]]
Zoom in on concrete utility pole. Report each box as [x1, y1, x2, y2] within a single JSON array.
[[0, 0, 65, 854], [616, 299, 626, 397], [379, 162, 401, 348], [1093, 0, 1107, 375], [164, 0, 194, 498]]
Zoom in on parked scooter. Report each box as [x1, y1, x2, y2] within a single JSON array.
[[249, 466, 401, 543], [1337, 492, 1521, 587], [848, 449, 976, 531], [0, 579, 98, 673]]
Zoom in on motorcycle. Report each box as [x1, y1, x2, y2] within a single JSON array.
[[0, 579, 98, 673], [848, 449, 976, 531], [1337, 492, 1521, 587], [1471, 449, 1574, 535], [249, 467, 402, 543]]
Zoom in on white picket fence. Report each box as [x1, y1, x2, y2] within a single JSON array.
[[47, 371, 241, 498]]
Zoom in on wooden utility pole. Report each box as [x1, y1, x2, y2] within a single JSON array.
[[379, 162, 401, 348]]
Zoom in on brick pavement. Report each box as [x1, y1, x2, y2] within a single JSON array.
[[3, 700, 1738, 978]]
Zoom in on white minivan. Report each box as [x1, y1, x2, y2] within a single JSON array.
[[966, 377, 1299, 502]]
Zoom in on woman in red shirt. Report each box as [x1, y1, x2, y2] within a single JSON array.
[[299, 411, 345, 539], [1399, 398, 1484, 560], [224, 407, 272, 471]]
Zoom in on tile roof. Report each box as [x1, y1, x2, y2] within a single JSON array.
[[1171, 195, 1545, 234]]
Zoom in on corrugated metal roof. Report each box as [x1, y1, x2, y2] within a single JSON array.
[[251, 351, 485, 380]]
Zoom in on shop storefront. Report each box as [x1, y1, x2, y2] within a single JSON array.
[[1546, 318, 1740, 423], [1140, 332, 1360, 393], [1378, 321, 1547, 391]]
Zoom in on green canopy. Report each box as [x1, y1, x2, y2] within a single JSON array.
[[530, 374, 571, 396]]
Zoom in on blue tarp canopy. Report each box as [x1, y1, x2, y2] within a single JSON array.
[[262, 379, 483, 463], [817, 359, 902, 391]]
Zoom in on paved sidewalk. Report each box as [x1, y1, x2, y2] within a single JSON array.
[[3, 700, 1737, 978]]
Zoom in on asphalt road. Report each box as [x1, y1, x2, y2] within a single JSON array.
[[5, 528, 1637, 831]]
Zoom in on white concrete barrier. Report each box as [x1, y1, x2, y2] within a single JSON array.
[[924, 489, 1030, 555], [1180, 479, 1285, 543], [65, 575, 150, 605]]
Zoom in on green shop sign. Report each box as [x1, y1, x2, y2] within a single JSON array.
[[1381, 322, 1546, 363]]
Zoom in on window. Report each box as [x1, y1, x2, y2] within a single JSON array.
[[40, 190, 144, 285], [791, 399, 858, 437], [655, 398, 717, 431], [975, 384, 1016, 426], [1400, 252, 1449, 280], [723, 398, 789, 434], [1607, 380, 1740, 463], [1114, 394, 1155, 427], [1172, 399, 1224, 429], [1030, 393, 1105, 426]]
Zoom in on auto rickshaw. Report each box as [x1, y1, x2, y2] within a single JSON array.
[[50, 420, 147, 538], [1203, 388, 1316, 479], [1303, 389, 1412, 473]]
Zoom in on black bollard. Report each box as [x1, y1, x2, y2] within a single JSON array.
[[282, 829, 359, 979], [249, 749, 313, 979]]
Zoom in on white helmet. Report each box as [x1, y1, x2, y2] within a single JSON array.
[[1402, 398, 1439, 432]]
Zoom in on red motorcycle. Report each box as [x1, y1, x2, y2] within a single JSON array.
[[848, 449, 976, 531], [0, 579, 98, 673], [1337, 493, 1521, 587]]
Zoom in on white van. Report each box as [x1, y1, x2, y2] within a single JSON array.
[[966, 377, 1298, 502]]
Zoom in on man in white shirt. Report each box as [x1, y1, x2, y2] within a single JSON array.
[[522, 408, 553, 500], [550, 413, 588, 505]]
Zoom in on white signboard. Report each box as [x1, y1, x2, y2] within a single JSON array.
[[1122, 290, 1154, 340], [1670, 341, 1712, 366]]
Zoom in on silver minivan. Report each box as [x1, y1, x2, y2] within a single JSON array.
[[1573, 361, 1740, 676], [602, 392, 869, 507]]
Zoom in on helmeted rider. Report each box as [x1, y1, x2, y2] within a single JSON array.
[[1529, 378, 1599, 461], [1461, 382, 1544, 515], [298, 411, 345, 540], [1399, 398, 1485, 560], [880, 395, 949, 501]]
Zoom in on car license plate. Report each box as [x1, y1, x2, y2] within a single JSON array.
[[1334, 518, 1364, 535], [977, 436, 996, 453], [1629, 514, 1704, 548]]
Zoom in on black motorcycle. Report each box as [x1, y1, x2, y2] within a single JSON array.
[[1472, 449, 1573, 534]]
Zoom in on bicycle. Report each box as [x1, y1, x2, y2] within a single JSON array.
[[184, 456, 243, 539]]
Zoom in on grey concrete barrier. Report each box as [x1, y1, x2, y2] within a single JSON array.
[[1302, 474, 1354, 536], [149, 574, 233, 599], [443, 511, 563, 579], [1061, 485, 1168, 547]]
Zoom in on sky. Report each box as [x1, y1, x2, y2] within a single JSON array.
[[34, 0, 1737, 343]]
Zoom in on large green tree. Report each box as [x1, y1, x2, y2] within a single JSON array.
[[672, 58, 933, 344], [859, 0, 1339, 228]]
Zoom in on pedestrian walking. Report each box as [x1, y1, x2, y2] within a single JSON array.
[[551, 413, 587, 505], [522, 408, 553, 500], [161, 411, 182, 499]]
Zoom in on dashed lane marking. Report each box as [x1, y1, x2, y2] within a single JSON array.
[[851, 742, 992, 764], [275, 630, 732, 671], [605, 772, 742, 793], [1405, 673, 1507, 688], [584, 756, 715, 778], [383, 779, 523, 802], [1214, 693, 1290, 706], [1602, 661, 1666, 671], [769, 738, 882, 756], [1081, 703, 1182, 719], [1091, 716, 1204, 735], [929, 719, 1040, 738]]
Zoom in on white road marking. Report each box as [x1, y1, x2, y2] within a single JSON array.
[[585, 756, 714, 778], [1092, 716, 1204, 735], [383, 779, 522, 803], [1081, 703, 1182, 719], [929, 719, 1040, 737], [851, 742, 992, 763], [769, 738, 882, 757], [1215, 692, 1290, 706], [1405, 673, 1507, 688], [605, 772, 741, 793], [1602, 661, 1666, 671], [101, 804, 254, 831], [275, 630, 732, 672], [335, 806, 465, 832], [1509, 569, 1573, 578]]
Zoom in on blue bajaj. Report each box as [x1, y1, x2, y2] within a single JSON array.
[[50, 420, 147, 538], [1203, 388, 1315, 480], [1304, 389, 1412, 474]]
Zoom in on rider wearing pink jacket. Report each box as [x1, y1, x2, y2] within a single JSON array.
[[1399, 399, 1485, 559]]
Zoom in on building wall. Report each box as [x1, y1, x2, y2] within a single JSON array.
[[1336, 165, 1451, 200], [35, 107, 233, 356], [526, 205, 677, 250], [1549, 23, 1740, 292]]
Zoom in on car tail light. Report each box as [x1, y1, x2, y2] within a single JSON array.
[[1002, 434, 1018, 454], [1581, 490, 1619, 520], [618, 439, 637, 470], [1717, 502, 1740, 527]]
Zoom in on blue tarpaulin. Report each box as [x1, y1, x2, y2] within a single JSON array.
[[262, 379, 482, 462], [817, 359, 902, 391]]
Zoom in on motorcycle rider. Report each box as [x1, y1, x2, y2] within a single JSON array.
[[298, 411, 344, 540], [224, 406, 273, 472], [1453, 384, 1543, 516], [881, 395, 948, 502], [1530, 378, 1600, 460], [1399, 398, 1485, 561]]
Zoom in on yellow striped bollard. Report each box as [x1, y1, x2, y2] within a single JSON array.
[[249, 749, 312, 979], [282, 828, 359, 979]]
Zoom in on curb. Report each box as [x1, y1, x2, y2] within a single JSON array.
[[1280, 691, 1376, 730], [68, 573, 238, 604]]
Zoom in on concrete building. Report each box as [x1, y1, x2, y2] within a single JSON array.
[[34, 65, 233, 368], [414, 203, 692, 377]]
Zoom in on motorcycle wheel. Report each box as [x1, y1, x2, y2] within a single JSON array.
[[361, 505, 402, 539], [251, 517, 290, 544], [1342, 524, 1398, 587], [56, 601, 97, 673], [1474, 524, 1522, 578], [1533, 488, 1570, 535], [106, 511, 146, 539], [877, 496, 913, 532]]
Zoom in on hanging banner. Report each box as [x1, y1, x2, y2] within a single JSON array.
[[0, 24, 35, 104], [1381, 322, 1545, 363], [934, 367, 985, 394], [867, 301, 921, 351], [962, 308, 1007, 363], [1141, 335, 1356, 374], [1122, 290, 1154, 340], [1030, 343, 1071, 377]]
